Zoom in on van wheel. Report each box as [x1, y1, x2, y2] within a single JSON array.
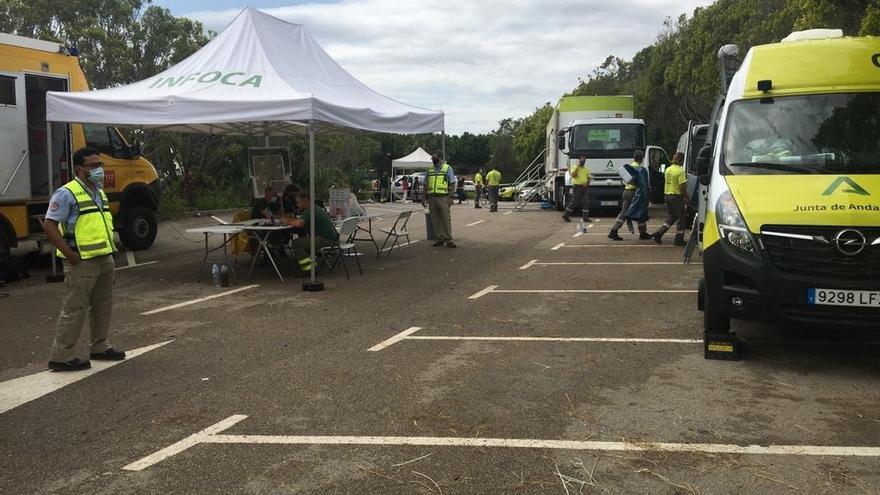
[[121, 206, 157, 251], [703, 280, 730, 333], [555, 186, 565, 211], [0, 232, 11, 265]]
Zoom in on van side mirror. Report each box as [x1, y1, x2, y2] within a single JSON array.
[[696, 144, 712, 186]]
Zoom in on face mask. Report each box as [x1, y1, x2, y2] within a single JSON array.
[[270, 196, 277, 203], [88, 167, 105, 185]]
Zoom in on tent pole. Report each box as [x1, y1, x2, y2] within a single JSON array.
[[264, 121, 270, 147], [441, 131, 446, 160], [303, 121, 323, 292]]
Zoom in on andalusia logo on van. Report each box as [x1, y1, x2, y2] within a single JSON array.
[[148, 71, 263, 89], [822, 176, 870, 196]]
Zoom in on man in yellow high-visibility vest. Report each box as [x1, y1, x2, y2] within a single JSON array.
[[422, 153, 457, 248], [42, 147, 125, 372]]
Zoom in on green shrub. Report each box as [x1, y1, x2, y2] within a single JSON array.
[[157, 178, 186, 220]]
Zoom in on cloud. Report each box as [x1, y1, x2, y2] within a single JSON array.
[[183, 0, 715, 134]]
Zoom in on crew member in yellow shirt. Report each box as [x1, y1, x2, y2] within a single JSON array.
[[485, 166, 502, 212], [651, 152, 689, 245], [473, 169, 484, 209], [562, 153, 592, 222]]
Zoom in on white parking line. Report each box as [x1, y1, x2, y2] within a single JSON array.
[[468, 285, 696, 299], [521, 261, 699, 270], [368, 327, 701, 351], [141, 285, 260, 315], [466, 220, 486, 227], [379, 239, 421, 253], [553, 243, 678, 249], [409, 336, 701, 343], [0, 340, 173, 415], [468, 285, 499, 299], [123, 414, 880, 471], [518, 259, 539, 270], [367, 327, 423, 352]]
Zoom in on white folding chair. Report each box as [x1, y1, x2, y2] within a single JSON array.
[[378, 210, 413, 258], [319, 216, 362, 279]]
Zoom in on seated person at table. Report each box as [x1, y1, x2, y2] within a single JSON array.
[[280, 183, 302, 217], [283, 192, 339, 275], [251, 186, 281, 220]]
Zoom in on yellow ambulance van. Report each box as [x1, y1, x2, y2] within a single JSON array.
[[696, 30, 880, 347], [0, 33, 160, 262]]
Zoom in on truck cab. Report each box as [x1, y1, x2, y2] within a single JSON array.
[[557, 118, 668, 210], [697, 30, 880, 343], [0, 33, 160, 262]]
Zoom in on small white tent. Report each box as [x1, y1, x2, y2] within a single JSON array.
[[45, 7, 444, 290], [391, 147, 433, 171]]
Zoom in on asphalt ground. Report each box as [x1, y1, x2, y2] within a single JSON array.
[[1, 200, 879, 494]]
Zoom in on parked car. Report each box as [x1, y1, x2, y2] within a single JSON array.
[[500, 180, 541, 201], [463, 180, 475, 192], [517, 181, 544, 202]]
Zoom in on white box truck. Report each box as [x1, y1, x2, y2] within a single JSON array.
[[545, 96, 668, 211]]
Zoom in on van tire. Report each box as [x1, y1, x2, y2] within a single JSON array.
[[702, 279, 730, 333], [120, 206, 157, 251], [0, 232, 10, 264]]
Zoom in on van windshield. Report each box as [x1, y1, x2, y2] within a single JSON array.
[[722, 93, 880, 174], [571, 123, 645, 158]]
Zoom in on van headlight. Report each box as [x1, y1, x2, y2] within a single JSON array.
[[716, 190, 758, 257]]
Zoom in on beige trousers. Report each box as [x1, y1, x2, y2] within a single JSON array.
[[49, 254, 115, 362], [428, 195, 453, 242]]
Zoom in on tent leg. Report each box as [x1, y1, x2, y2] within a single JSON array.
[[441, 131, 446, 160], [303, 121, 324, 292]]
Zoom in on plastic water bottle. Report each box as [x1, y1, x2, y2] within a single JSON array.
[[219, 264, 230, 287], [211, 263, 220, 286], [577, 221, 588, 234]]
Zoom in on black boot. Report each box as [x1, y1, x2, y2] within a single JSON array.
[[562, 213, 571, 222], [651, 230, 663, 244], [673, 233, 686, 246], [608, 230, 623, 241]]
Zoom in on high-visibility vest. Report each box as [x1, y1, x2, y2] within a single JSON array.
[[57, 179, 115, 259], [570, 163, 590, 186], [625, 161, 642, 191], [486, 169, 502, 186], [474, 173, 483, 186], [426, 163, 451, 195]]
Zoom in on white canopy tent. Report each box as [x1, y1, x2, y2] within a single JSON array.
[[390, 147, 433, 201], [391, 147, 433, 171], [46, 7, 444, 289]]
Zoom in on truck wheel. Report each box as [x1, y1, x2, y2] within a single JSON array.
[[121, 206, 157, 251], [555, 186, 565, 211], [702, 279, 730, 333]]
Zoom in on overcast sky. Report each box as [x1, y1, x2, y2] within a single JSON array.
[[151, 0, 716, 135]]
